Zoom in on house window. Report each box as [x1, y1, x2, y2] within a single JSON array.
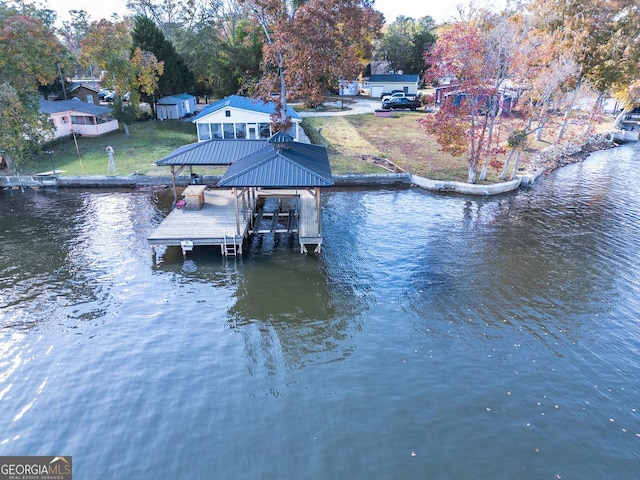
[[211, 123, 222, 139], [197, 123, 211, 141], [225, 110, 231, 117], [223, 123, 235, 139], [86, 95, 94, 104], [258, 123, 271, 139], [71, 115, 95, 125], [235, 123, 246, 139]]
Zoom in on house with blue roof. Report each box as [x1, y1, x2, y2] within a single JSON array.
[[192, 95, 302, 142], [157, 93, 197, 120], [39, 97, 119, 139]]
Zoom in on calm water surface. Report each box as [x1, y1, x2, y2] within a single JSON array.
[[1, 145, 639, 479]]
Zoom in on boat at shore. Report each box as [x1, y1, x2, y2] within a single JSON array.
[[611, 108, 640, 142]]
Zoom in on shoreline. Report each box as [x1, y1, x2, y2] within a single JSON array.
[[0, 134, 620, 196]]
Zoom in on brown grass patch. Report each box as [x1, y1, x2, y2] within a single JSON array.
[[303, 110, 615, 182]]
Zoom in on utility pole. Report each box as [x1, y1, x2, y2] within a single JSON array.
[[57, 63, 67, 100]]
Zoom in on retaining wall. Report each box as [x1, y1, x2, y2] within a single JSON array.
[[1, 171, 543, 195]]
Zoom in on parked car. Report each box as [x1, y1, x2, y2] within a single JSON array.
[[102, 90, 130, 102], [98, 89, 113, 101], [381, 92, 417, 102], [381, 97, 421, 111], [380, 89, 404, 101]]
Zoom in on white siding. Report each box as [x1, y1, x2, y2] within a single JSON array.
[[194, 107, 301, 142]]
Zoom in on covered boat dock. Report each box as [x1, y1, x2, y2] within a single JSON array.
[[147, 132, 334, 259]]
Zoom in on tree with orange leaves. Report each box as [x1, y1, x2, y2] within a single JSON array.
[[243, 0, 383, 132]]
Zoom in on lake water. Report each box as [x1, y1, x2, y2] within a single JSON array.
[[1, 144, 639, 479]]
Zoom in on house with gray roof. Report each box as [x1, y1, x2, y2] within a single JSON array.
[[192, 95, 302, 142], [39, 97, 119, 139]]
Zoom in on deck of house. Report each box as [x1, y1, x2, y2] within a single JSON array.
[[147, 187, 323, 259]]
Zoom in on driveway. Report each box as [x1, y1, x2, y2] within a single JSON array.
[[296, 97, 380, 118]]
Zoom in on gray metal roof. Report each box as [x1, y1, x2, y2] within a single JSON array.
[[156, 139, 269, 166], [217, 142, 334, 188]]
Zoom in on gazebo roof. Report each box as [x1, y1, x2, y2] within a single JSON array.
[[157, 133, 333, 188], [156, 139, 268, 166], [218, 135, 333, 188]]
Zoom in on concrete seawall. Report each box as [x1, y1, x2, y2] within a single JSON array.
[[1, 170, 544, 195]]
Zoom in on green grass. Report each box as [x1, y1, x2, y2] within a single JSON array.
[[24, 108, 599, 182], [25, 120, 197, 176]]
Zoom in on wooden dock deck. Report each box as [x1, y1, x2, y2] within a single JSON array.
[[148, 189, 250, 257], [148, 187, 324, 258]]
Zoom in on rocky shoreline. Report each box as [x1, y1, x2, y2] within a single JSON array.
[[532, 133, 617, 174]]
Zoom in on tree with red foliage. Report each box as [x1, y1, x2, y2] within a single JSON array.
[[421, 23, 508, 183], [244, 0, 382, 132], [420, 21, 510, 183]]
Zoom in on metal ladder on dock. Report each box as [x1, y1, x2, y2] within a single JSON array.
[[223, 228, 237, 257]]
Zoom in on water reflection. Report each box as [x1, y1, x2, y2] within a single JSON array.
[[1, 145, 640, 478], [154, 233, 354, 378]]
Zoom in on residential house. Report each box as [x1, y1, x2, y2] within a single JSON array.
[[69, 83, 101, 105], [365, 74, 420, 98], [157, 93, 198, 120], [39, 97, 119, 139], [192, 95, 302, 142], [435, 83, 521, 114]]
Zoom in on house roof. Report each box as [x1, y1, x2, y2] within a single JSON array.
[[39, 98, 112, 116], [218, 134, 333, 188], [368, 74, 420, 84], [192, 95, 301, 122], [156, 139, 269, 166], [69, 82, 101, 93]]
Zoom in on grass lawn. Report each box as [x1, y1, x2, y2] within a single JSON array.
[[24, 120, 198, 176], [303, 112, 477, 181], [20, 107, 614, 182]]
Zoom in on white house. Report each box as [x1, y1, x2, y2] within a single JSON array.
[[192, 95, 302, 142], [157, 93, 197, 120], [39, 98, 119, 139], [365, 74, 420, 98]]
